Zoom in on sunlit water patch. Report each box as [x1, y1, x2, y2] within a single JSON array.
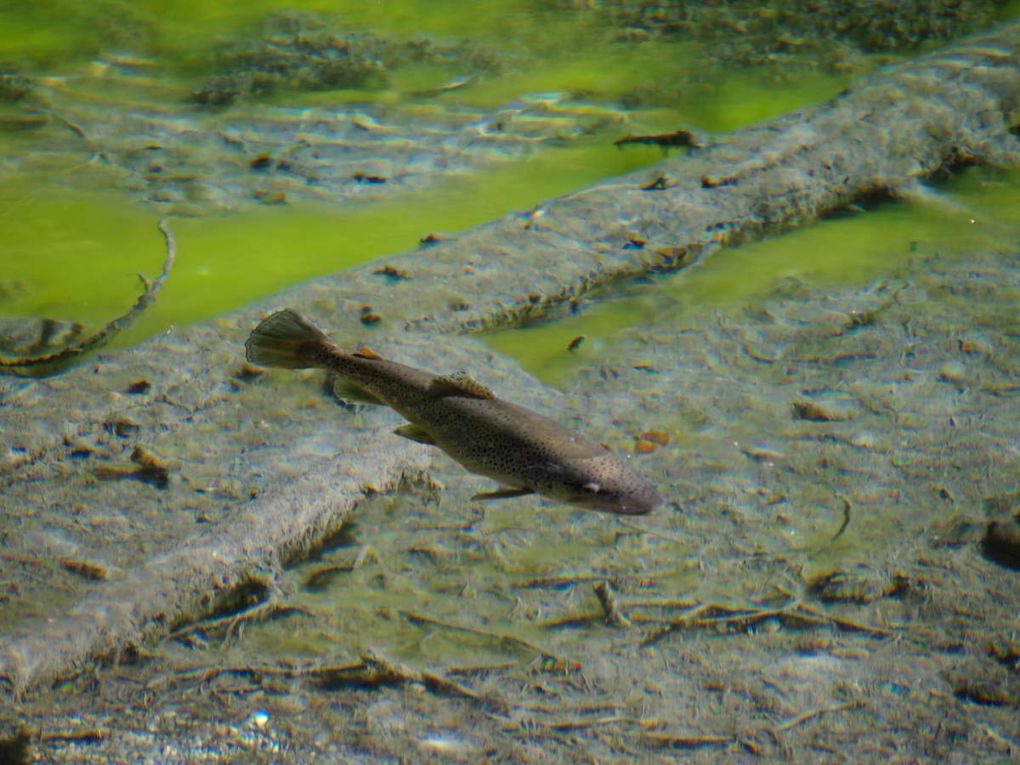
[[486, 166, 1020, 387], [0, 0, 879, 349]]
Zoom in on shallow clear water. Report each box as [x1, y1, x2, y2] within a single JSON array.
[[4, 6, 1020, 761]]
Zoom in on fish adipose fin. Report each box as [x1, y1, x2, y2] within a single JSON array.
[[245, 309, 335, 369], [354, 347, 382, 360], [428, 372, 495, 400], [472, 486, 534, 501], [394, 423, 436, 445]]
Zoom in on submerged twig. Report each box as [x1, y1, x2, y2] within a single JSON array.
[[158, 659, 366, 689], [826, 496, 853, 546], [162, 650, 505, 710], [593, 581, 632, 628], [774, 700, 865, 733], [641, 601, 893, 646], [401, 609, 564, 664], [0, 218, 176, 373], [359, 648, 505, 709], [184, 602, 313, 644]]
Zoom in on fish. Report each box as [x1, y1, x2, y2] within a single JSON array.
[[245, 309, 662, 515]]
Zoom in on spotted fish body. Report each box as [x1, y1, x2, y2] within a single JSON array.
[[245, 310, 661, 515]]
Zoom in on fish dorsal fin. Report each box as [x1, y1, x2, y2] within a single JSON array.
[[428, 372, 495, 400], [353, 346, 382, 360]]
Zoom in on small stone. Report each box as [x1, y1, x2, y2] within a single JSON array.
[[792, 399, 856, 422], [982, 515, 1020, 571], [937, 361, 969, 385]]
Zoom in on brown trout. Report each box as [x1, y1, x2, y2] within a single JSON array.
[[245, 310, 661, 515]]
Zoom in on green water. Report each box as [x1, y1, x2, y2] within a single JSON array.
[[0, 0, 1016, 369], [487, 167, 1020, 386], [0, 140, 666, 347]]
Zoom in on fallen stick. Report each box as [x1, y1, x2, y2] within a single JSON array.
[[0, 219, 176, 373]]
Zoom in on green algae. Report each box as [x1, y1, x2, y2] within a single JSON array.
[[1, 0, 1017, 364], [485, 166, 1020, 387], [0, 139, 667, 348]]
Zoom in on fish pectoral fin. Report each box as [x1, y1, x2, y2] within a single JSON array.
[[393, 423, 437, 445], [330, 376, 385, 405], [471, 486, 535, 501], [428, 372, 495, 400]]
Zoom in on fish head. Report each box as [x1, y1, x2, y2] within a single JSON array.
[[553, 453, 662, 515]]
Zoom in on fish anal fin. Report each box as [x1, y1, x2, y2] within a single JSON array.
[[428, 372, 495, 400], [471, 486, 534, 501], [354, 346, 383, 360], [394, 423, 436, 445]]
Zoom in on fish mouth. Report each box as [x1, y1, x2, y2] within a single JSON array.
[[610, 497, 660, 516], [575, 489, 662, 516]]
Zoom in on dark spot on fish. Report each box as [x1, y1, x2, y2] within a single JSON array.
[[632, 364, 658, 374], [623, 236, 646, 250], [126, 379, 151, 395], [353, 172, 387, 184], [360, 307, 382, 326], [420, 233, 444, 247], [528, 293, 542, 304], [449, 301, 471, 312], [567, 335, 585, 352]]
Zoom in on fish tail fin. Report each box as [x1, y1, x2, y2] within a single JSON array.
[[245, 309, 337, 369]]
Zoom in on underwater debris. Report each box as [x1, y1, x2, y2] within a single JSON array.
[[791, 398, 856, 422], [641, 175, 676, 191], [0, 726, 31, 765], [192, 21, 497, 107], [0, 68, 32, 102], [981, 515, 1020, 571], [635, 431, 669, 454], [614, 127, 707, 149], [0, 220, 176, 376], [94, 446, 171, 490], [372, 264, 412, 282], [60, 559, 113, 582], [359, 306, 382, 325], [125, 379, 151, 395], [419, 233, 444, 247]]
